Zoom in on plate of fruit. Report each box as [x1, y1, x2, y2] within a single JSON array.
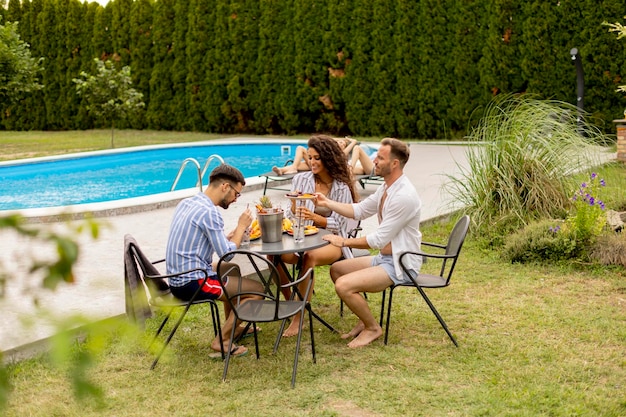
[[285, 191, 316, 200]]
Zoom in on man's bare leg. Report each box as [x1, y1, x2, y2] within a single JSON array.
[[333, 264, 391, 348], [330, 257, 374, 340], [211, 276, 264, 353]]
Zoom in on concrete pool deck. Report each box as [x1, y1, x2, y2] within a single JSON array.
[[0, 142, 506, 360]]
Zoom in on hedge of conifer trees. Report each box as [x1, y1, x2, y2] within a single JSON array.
[[1, 0, 625, 138]]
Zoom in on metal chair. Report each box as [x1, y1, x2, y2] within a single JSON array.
[[382, 215, 470, 346], [216, 250, 316, 388], [125, 235, 223, 369]]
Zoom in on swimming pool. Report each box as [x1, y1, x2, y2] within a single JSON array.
[[0, 139, 306, 212]]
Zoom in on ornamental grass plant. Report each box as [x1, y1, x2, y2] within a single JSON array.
[[446, 94, 610, 242]]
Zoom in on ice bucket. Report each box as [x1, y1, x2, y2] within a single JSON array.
[[257, 210, 284, 243]]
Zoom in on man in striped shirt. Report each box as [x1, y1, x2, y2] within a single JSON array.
[[166, 164, 262, 357]]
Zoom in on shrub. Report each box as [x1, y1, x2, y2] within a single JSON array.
[[503, 219, 579, 263]]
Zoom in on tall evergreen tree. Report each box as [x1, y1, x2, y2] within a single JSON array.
[[446, 0, 488, 136], [392, 0, 423, 138], [146, 0, 176, 129], [366, 0, 400, 136], [129, 0, 153, 128], [322, 0, 353, 134], [342, 0, 375, 135], [220, 0, 259, 132]]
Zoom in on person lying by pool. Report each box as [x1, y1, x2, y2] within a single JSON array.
[[165, 163, 264, 358], [271, 137, 357, 175], [348, 144, 377, 175]]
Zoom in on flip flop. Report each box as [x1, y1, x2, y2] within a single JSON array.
[[209, 345, 249, 360]]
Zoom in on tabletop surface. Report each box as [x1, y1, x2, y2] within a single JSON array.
[[248, 228, 331, 255]]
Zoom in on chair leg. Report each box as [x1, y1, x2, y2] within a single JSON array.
[[416, 286, 458, 347], [308, 305, 316, 364], [151, 305, 191, 370], [383, 287, 395, 345], [211, 302, 225, 360], [290, 306, 308, 388], [222, 321, 239, 382], [150, 308, 173, 349], [379, 289, 386, 327]]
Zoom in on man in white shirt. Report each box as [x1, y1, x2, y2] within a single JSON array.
[[315, 138, 422, 348]]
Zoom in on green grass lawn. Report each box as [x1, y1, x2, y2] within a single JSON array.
[[2, 130, 625, 416], [4, 220, 626, 416]]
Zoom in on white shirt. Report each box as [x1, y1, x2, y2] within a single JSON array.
[[352, 174, 422, 279]]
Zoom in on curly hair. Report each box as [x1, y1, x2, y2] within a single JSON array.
[[308, 135, 359, 202]]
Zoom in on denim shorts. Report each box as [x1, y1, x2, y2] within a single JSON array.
[[371, 253, 416, 285]]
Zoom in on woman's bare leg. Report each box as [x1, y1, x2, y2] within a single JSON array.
[[272, 146, 310, 175], [282, 245, 342, 337], [349, 145, 374, 175]]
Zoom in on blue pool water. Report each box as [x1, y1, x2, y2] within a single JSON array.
[[0, 140, 304, 211]]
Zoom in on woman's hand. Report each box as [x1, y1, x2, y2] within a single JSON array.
[[296, 206, 315, 223]]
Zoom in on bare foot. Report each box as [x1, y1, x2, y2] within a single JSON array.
[[282, 317, 303, 337], [347, 327, 382, 348], [272, 166, 282, 175], [341, 321, 364, 340]]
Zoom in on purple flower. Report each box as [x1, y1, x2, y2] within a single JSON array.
[[588, 196, 595, 206], [591, 172, 597, 179], [581, 182, 587, 188], [600, 179, 606, 187], [549, 225, 561, 234], [598, 200, 605, 210]]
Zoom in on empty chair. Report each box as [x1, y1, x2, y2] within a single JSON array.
[[383, 215, 470, 346], [124, 234, 222, 369], [216, 250, 316, 388]]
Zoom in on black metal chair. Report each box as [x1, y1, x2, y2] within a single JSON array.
[[382, 215, 470, 346], [216, 250, 316, 388], [125, 235, 223, 369]]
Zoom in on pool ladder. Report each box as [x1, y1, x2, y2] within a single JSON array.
[[170, 154, 225, 192]]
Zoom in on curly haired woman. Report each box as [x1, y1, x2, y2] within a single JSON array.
[[275, 134, 359, 337]]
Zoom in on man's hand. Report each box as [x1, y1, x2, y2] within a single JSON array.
[[314, 192, 328, 207], [323, 234, 344, 248], [238, 207, 253, 229]]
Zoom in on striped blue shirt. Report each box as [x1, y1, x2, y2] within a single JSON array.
[[166, 192, 236, 287]]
